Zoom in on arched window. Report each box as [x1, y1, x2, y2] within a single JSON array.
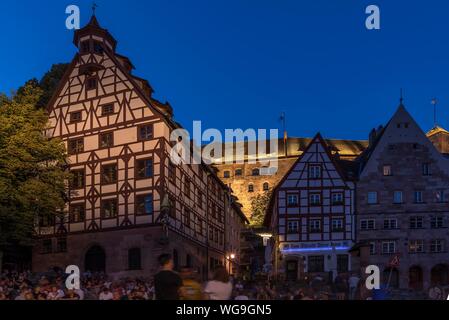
[[263, 182, 269, 191], [248, 184, 254, 193], [252, 168, 260, 176], [128, 248, 142, 270]]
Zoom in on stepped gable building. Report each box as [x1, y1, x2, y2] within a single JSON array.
[[356, 102, 449, 291], [264, 134, 357, 281], [33, 15, 248, 278], [213, 137, 368, 219]]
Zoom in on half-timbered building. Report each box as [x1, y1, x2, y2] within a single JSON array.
[[32, 15, 247, 279], [265, 134, 356, 281]]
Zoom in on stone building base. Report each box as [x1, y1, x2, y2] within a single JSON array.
[[32, 226, 224, 280]]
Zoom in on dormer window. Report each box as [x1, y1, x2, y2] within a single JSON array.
[[86, 77, 97, 91], [80, 41, 90, 54]]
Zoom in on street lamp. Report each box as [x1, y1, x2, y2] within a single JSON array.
[[158, 194, 172, 245]]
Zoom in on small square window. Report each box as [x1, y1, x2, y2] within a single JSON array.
[[414, 191, 424, 203], [310, 194, 321, 206], [287, 221, 299, 233], [86, 77, 97, 91], [80, 41, 90, 54], [93, 41, 104, 54], [102, 164, 118, 184], [68, 138, 84, 155], [101, 104, 115, 116], [383, 165, 392, 176], [136, 159, 153, 179], [70, 170, 85, 189], [102, 199, 118, 219], [99, 132, 114, 148], [367, 192, 378, 204], [422, 163, 431, 176], [139, 124, 154, 141], [235, 169, 243, 177], [136, 194, 154, 216], [287, 194, 299, 207], [332, 193, 344, 205], [69, 204, 85, 223], [393, 191, 403, 204], [224, 171, 230, 178], [332, 219, 344, 232], [309, 219, 322, 233], [309, 165, 321, 179], [70, 111, 82, 123]]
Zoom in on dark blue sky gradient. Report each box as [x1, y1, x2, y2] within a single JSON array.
[[1, 0, 449, 140]]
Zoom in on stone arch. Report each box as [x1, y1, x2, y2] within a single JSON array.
[[84, 245, 106, 273], [431, 264, 449, 286]]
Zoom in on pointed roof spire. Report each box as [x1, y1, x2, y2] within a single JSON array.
[[73, 9, 117, 51], [399, 88, 404, 106], [92, 2, 98, 16]]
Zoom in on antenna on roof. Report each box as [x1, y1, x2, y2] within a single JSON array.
[[399, 88, 404, 106], [431, 98, 438, 127]]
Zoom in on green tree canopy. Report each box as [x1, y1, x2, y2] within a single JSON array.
[[0, 79, 68, 254], [250, 190, 272, 227]]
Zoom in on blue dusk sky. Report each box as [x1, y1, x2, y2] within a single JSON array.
[[1, 0, 449, 141]]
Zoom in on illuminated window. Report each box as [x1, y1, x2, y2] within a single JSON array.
[[383, 165, 392, 176], [409, 240, 424, 254]]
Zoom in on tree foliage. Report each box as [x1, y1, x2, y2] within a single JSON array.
[[0, 79, 68, 249], [250, 190, 272, 227]]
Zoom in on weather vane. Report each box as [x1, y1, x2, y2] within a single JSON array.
[[92, 2, 98, 16]]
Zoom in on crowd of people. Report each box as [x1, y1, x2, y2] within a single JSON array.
[[0, 254, 445, 300]]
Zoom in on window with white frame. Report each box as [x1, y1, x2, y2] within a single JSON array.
[[332, 193, 344, 205], [430, 240, 445, 253], [287, 221, 299, 233], [331, 219, 344, 232], [431, 216, 444, 229], [414, 191, 424, 203], [310, 194, 321, 206], [287, 194, 299, 207], [309, 165, 321, 179], [309, 219, 322, 233], [383, 219, 398, 230], [410, 216, 424, 229], [382, 241, 396, 254], [435, 190, 446, 203], [360, 219, 375, 230]]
